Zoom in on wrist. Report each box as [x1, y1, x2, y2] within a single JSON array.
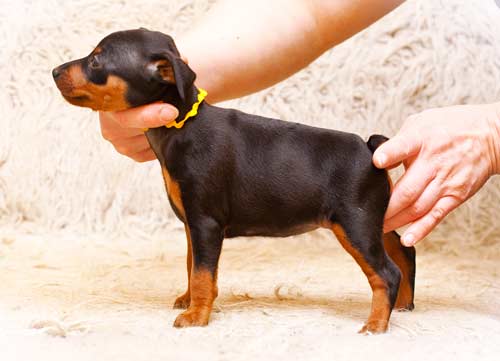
[[487, 102, 500, 175]]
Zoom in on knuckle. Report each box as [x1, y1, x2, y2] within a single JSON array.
[[448, 182, 470, 202], [409, 202, 425, 218], [430, 206, 445, 223], [113, 111, 128, 127], [100, 127, 114, 141], [399, 184, 416, 202], [135, 156, 150, 163], [114, 143, 129, 155], [453, 187, 467, 202], [132, 151, 153, 163], [130, 154, 144, 162], [454, 190, 468, 203]]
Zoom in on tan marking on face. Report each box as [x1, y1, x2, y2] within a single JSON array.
[[154, 59, 175, 83], [330, 223, 391, 333], [55, 63, 130, 111]]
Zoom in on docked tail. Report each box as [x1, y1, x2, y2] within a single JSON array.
[[367, 134, 394, 192], [367, 134, 389, 153]]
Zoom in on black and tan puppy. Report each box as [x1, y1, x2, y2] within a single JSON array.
[[53, 28, 415, 334]]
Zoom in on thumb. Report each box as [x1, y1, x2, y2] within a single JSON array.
[[373, 133, 421, 169], [113, 103, 179, 129]]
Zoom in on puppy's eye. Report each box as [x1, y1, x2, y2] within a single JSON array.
[[89, 55, 101, 69]]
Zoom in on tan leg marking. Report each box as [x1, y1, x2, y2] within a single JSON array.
[[173, 225, 193, 309], [173, 268, 217, 328], [159, 167, 192, 309], [383, 232, 414, 310], [331, 224, 391, 334], [384, 172, 415, 310]]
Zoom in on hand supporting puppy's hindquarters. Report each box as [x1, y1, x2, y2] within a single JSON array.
[[373, 103, 500, 247], [99, 103, 179, 162]]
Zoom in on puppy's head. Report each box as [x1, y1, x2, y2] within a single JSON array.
[[52, 28, 196, 111]]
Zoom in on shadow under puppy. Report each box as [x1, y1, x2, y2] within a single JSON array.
[[52, 28, 415, 334]]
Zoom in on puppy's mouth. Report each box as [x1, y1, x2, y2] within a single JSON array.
[[54, 79, 91, 102], [61, 89, 93, 104], [53, 63, 131, 112], [60, 88, 98, 109], [63, 93, 90, 101]]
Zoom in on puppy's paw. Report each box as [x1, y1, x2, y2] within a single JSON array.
[[358, 320, 388, 335], [173, 292, 191, 309], [394, 301, 415, 312], [173, 308, 210, 328]]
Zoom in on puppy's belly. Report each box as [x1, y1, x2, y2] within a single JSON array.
[[224, 223, 318, 238]]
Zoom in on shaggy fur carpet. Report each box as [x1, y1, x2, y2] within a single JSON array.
[[1, 0, 499, 360]]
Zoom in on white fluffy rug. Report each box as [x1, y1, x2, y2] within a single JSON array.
[[1, 0, 500, 360]]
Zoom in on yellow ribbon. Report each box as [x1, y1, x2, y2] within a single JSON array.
[[142, 88, 208, 132], [166, 88, 208, 129]]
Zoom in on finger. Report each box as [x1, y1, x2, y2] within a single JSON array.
[[384, 177, 442, 232], [100, 113, 145, 141], [112, 134, 152, 157], [384, 159, 435, 220], [385, 161, 403, 170], [373, 134, 421, 169], [400, 196, 459, 246], [130, 148, 157, 162], [113, 103, 179, 129], [378, 154, 414, 173]]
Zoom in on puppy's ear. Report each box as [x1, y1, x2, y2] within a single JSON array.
[[147, 51, 196, 101]]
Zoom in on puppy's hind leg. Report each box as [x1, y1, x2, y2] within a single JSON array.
[[331, 217, 401, 334], [383, 231, 415, 311]]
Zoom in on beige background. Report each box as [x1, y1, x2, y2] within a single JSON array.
[[0, 0, 499, 360]]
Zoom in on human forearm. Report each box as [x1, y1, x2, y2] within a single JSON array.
[[177, 0, 405, 103], [489, 101, 500, 174], [99, 0, 405, 161]]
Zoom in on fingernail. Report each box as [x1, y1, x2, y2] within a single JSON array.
[[160, 106, 178, 122], [402, 233, 415, 247], [375, 153, 387, 167]]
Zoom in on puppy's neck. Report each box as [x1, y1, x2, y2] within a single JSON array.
[[164, 85, 203, 123]]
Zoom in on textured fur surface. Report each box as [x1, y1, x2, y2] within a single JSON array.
[[0, 0, 500, 359]]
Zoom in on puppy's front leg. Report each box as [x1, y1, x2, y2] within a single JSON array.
[[173, 224, 193, 309], [173, 217, 223, 327]]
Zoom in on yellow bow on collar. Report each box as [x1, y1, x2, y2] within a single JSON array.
[[142, 88, 208, 132], [165, 88, 208, 129]]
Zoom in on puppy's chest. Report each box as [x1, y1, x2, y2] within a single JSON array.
[[144, 129, 169, 162], [145, 129, 188, 221], [160, 165, 186, 222]]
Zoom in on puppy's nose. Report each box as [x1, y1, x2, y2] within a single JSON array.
[[52, 67, 61, 79]]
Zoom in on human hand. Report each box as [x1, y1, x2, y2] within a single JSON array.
[[373, 103, 500, 246], [99, 103, 179, 162]]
